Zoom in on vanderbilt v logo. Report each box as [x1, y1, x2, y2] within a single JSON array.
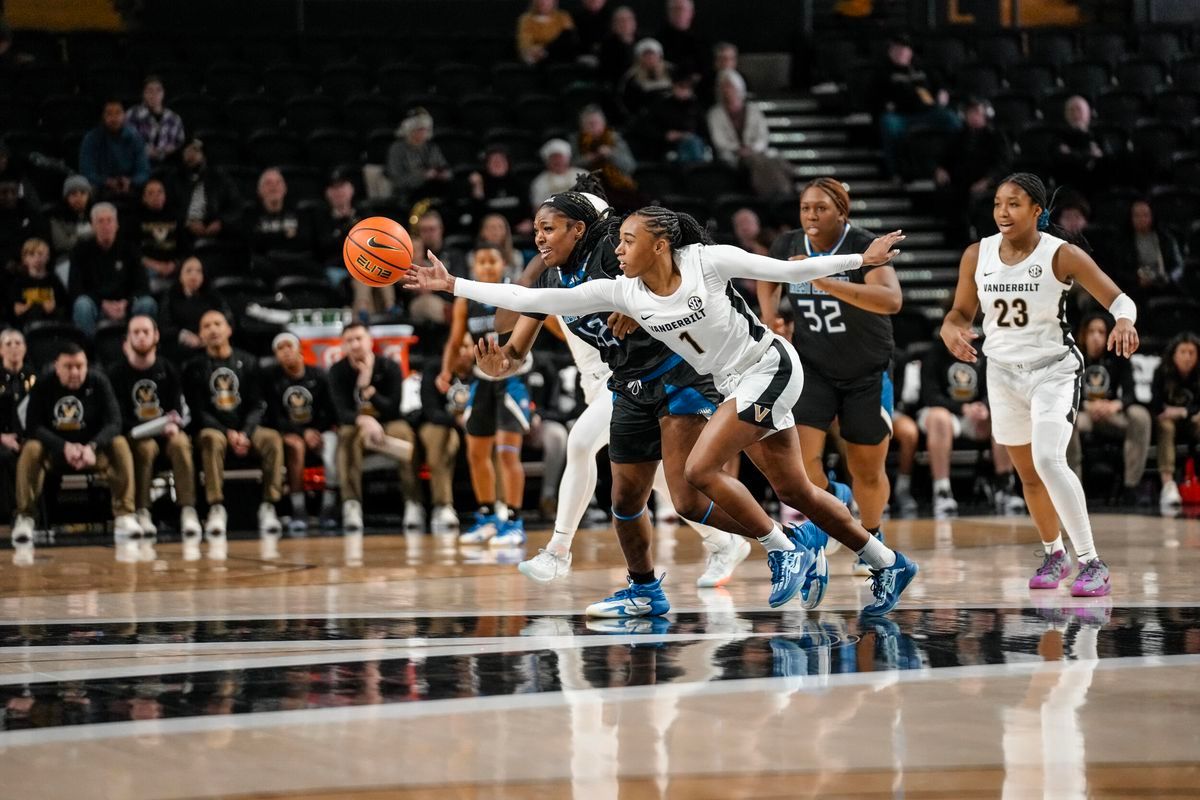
[[753, 404, 770, 423]]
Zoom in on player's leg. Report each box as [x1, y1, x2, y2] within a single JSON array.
[[890, 411, 919, 516], [840, 370, 894, 572], [1028, 360, 1109, 596], [654, 415, 749, 588], [461, 381, 502, 543], [518, 391, 611, 581], [491, 377, 531, 546], [920, 406, 960, 518]]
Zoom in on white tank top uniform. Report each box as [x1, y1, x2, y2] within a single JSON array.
[[974, 232, 1084, 446], [451, 243, 866, 432]]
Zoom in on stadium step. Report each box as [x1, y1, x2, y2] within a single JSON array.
[[758, 98, 821, 114], [852, 196, 911, 214], [779, 146, 880, 163], [894, 266, 961, 284], [769, 130, 849, 145], [793, 163, 883, 179], [764, 112, 873, 130]]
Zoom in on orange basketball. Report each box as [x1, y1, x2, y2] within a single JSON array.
[[343, 216, 414, 287]]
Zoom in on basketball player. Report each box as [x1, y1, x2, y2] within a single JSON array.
[[454, 181, 752, 617], [941, 173, 1139, 597], [406, 208, 919, 615], [494, 191, 748, 589], [439, 242, 531, 546], [758, 178, 900, 576]]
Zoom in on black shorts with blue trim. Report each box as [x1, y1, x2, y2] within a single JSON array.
[[608, 355, 721, 464], [792, 363, 894, 445], [464, 376, 531, 437]]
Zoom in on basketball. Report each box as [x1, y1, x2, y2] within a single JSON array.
[[343, 216, 414, 287]]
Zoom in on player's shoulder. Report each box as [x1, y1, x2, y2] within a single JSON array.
[[961, 240, 983, 265]]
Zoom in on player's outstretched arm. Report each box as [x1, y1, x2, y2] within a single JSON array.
[[495, 255, 550, 335], [448, 273, 622, 318], [706, 231, 904, 284], [1054, 244, 1139, 358], [941, 243, 982, 363]]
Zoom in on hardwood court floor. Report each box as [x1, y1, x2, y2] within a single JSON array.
[[1, 513, 1198, 799]]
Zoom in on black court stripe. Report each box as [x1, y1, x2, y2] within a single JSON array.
[[726, 282, 767, 342]]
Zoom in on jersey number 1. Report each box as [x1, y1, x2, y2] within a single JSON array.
[[679, 332, 705, 354], [994, 298, 1029, 328]]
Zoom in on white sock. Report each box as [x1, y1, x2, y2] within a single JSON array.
[[1032, 420, 1097, 562], [1043, 534, 1064, 555], [895, 473, 912, 494], [757, 523, 794, 553], [856, 534, 897, 569], [495, 501, 509, 522], [687, 518, 735, 550], [547, 531, 574, 557], [933, 477, 952, 495], [290, 492, 306, 517]]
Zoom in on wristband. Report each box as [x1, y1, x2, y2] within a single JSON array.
[[1108, 293, 1137, 324]]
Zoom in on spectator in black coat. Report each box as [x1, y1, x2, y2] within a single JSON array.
[[631, 72, 709, 163], [618, 38, 673, 120], [49, 175, 93, 271], [656, 0, 707, 84], [158, 256, 231, 362], [466, 145, 533, 235], [247, 167, 319, 280], [172, 138, 244, 262], [0, 328, 34, 521], [68, 202, 156, 337], [1053, 96, 1108, 195], [574, 0, 612, 60], [0, 174, 48, 273], [1116, 199, 1185, 307], [315, 167, 361, 290], [134, 177, 183, 293], [873, 32, 958, 179], [598, 5, 638, 86]]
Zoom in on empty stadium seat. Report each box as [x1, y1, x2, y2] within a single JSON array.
[[1094, 91, 1145, 130], [225, 94, 282, 135], [1028, 30, 1078, 68], [24, 321, 86, 370], [305, 128, 361, 171], [1005, 63, 1058, 98], [457, 94, 509, 135], [284, 94, 341, 136], [973, 33, 1024, 69], [343, 94, 398, 131], [990, 92, 1039, 132], [321, 63, 371, 97], [247, 129, 305, 167], [491, 62, 542, 99], [1060, 61, 1112, 98], [262, 62, 315, 97], [1116, 59, 1168, 98]]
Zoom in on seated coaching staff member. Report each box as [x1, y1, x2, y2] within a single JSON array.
[[264, 332, 339, 533], [183, 309, 283, 542], [12, 343, 140, 553], [329, 322, 420, 533], [108, 314, 201, 544]]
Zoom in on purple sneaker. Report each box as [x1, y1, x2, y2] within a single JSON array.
[[1070, 558, 1112, 597], [1029, 549, 1071, 589]]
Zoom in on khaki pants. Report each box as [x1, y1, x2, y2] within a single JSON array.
[[419, 423, 460, 506], [351, 281, 396, 319], [131, 431, 196, 509], [338, 421, 418, 502], [1156, 412, 1200, 477], [198, 427, 284, 505], [16, 436, 136, 518], [1067, 405, 1153, 488]]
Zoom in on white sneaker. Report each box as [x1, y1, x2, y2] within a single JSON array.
[[182, 531, 202, 562], [139, 536, 157, 562], [207, 533, 227, 561], [430, 505, 458, 533], [1161, 480, 1183, 516], [343, 499, 364, 533], [518, 548, 573, 583], [205, 504, 228, 537], [933, 490, 958, 520], [287, 516, 308, 535], [135, 508, 157, 537], [259, 534, 280, 560], [113, 513, 143, 538], [180, 506, 202, 538], [894, 489, 919, 517], [998, 491, 1027, 516], [696, 534, 751, 588], [258, 502, 282, 536], [11, 515, 35, 566], [403, 501, 426, 532]]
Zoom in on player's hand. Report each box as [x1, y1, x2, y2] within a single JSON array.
[[862, 230, 904, 266], [1107, 318, 1139, 358], [435, 370, 452, 394], [402, 253, 454, 293], [942, 323, 979, 363], [607, 312, 639, 339], [474, 338, 512, 376]]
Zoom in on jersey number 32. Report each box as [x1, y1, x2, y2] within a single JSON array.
[[795, 299, 846, 334]]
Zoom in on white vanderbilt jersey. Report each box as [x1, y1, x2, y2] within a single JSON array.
[[975, 232, 1073, 366], [616, 244, 771, 395]]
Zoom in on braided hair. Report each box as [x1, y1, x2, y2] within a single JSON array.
[[998, 172, 1090, 251], [538, 172, 618, 268], [628, 205, 714, 248]]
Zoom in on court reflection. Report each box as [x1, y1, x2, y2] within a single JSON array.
[[3, 602, 1197, 735]]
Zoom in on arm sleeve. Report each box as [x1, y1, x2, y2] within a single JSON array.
[[453, 276, 622, 317], [703, 244, 863, 284], [90, 375, 122, 449], [313, 372, 336, 431]]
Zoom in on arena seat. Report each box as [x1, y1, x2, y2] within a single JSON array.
[[482, 128, 540, 163], [170, 92, 220, 130], [247, 129, 305, 168], [262, 62, 315, 98], [433, 63, 488, 98], [275, 276, 347, 309], [954, 63, 1003, 100], [1153, 89, 1200, 123], [376, 63, 429, 101], [191, 128, 242, 166], [284, 94, 341, 136], [1028, 30, 1078, 69], [1081, 31, 1128, 68], [204, 61, 260, 98], [1116, 59, 1168, 98], [919, 35, 969, 74], [973, 33, 1024, 70], [39, 94, 94, 135], [681, 162, 743, 197], [990, 92, 1039, 132], [225, 94, 282, 135], [1173, 56, 1200, 93], [321, 63, 372, 98], [513, 94, 563, 133], [343, 94, 398, 131], [1094, 90, 1146, 130], [1132, 121, 1187, 177], [1005, 63, 1058, 98], [1137, 29, 1190, 64], [457, 94, 509, 136], [305, 128, 361, 171], [491, 62, 542, 100], [24, 321, 87, 370], [1060, 61, 1112, 99]]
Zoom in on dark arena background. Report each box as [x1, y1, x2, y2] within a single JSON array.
[[1, 0, 1199, 797]]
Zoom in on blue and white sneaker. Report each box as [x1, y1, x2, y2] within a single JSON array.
[[490, 517, 526, 547], [853, 529, 885, 576], [828, 471, 854, 508], [767, 529, 818, 608], [786, 521, 829, 610], [862, 551, 919, 616], [585, 574, 670, 618], [458, 511, 500, 544]]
